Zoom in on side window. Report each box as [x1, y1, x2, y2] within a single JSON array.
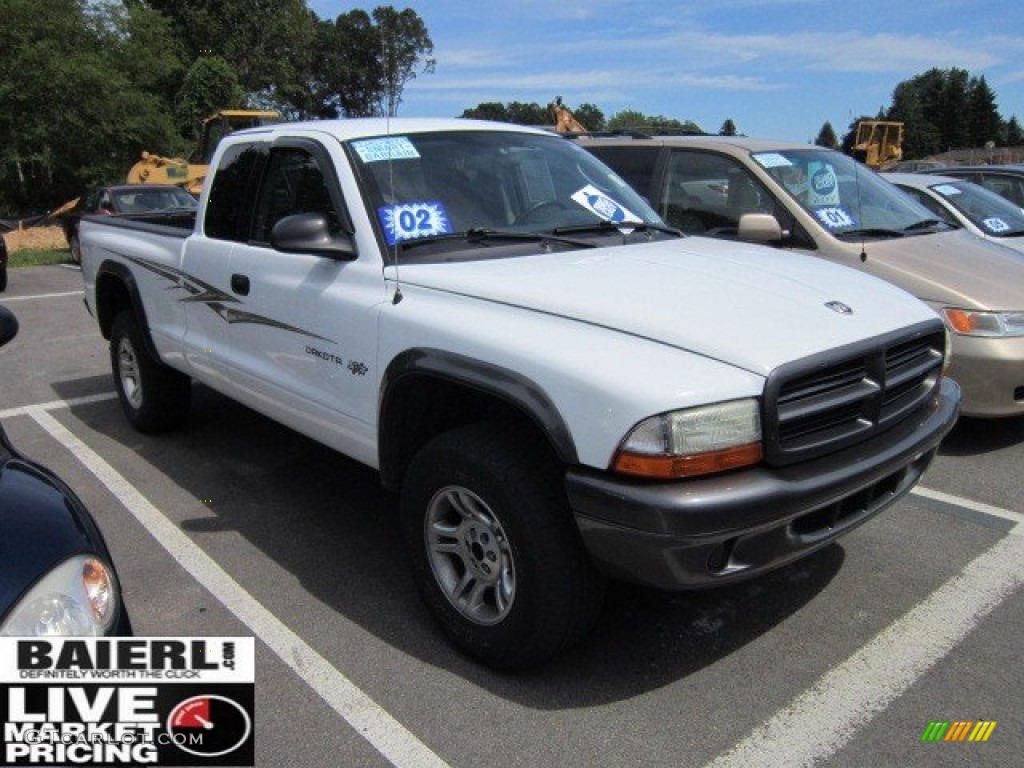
[[251, 147, 341, 244], [661, 151, 773, 235], [981, 175, 1024, 207], [585, 145, 660, 198], [899, 187, 957, 225], [204, 143, 264, 242]]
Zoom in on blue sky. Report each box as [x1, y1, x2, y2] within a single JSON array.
[[308, 0, 1024, 142]]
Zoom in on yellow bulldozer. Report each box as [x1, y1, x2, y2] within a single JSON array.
[[126, 109, 281, 194], [852, 120, 904, 169]]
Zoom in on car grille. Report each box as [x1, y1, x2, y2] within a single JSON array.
[[762, 321, 945, 466]]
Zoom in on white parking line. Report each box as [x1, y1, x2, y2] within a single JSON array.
[[912, 485, 1024, 527], [0, 290, 84, 301], [0, 392, 118, 420], [24, 406, 451, 768], [703, 521, 1022, 768], [8, 395, 1022, 768]]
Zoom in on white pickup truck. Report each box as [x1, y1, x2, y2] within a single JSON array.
[[81, 118, 960, 668]]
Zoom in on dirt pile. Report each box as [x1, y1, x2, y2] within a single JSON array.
[[2, 226, 69, 253]]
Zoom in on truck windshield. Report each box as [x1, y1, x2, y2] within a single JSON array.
[[347, 130, 665, 253], [751, 148, 946, 239]]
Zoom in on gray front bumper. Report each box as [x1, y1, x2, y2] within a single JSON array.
[[565, 377, 961, 590]]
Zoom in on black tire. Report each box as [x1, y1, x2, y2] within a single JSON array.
[[110, 311, 191, 433], [0, 264, 6, 293], [401, 423, 605, 669], [69, 232, 82, 265]]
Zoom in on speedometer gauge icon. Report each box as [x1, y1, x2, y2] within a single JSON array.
[[167, 694, 252, 757]]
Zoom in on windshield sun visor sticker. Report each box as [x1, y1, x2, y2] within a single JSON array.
[[571, 184, 643, 224], [815, 206, 858, 230], [352, 137, 420, 163], [933, 184, 961, 196], [982, 216, 1011, 233], [378, 201, 452, 245], [752, 153, 793, 169], [807, 162, 840, 207]]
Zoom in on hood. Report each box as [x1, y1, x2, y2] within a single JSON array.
[[846, 228, 1024, 310], [394, 237, 938, 376]]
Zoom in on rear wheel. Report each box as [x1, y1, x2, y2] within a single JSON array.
[[110, 311, 190, 433], [69, 233, 82, 265], [402, 423, 605, 669]]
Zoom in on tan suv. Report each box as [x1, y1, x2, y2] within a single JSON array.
[[578, 135, 1024, 417]]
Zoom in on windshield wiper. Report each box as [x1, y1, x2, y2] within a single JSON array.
[[553, 220, 682, 237], [837, 227, 906, 239], [398, 228, 597, 252], [903, 218, 947, 232]]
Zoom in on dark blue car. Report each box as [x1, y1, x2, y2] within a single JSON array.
[[0, 305, 130, 635]]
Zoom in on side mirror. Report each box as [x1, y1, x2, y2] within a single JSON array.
[[270, 213, 357, 260], [0, 305, 19, 347], [738, 213, 784, 243]]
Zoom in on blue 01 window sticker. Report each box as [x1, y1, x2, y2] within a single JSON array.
[[378, 201, 452, 245], [815, 206, 858, 230]]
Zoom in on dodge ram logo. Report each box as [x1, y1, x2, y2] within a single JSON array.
[[825, 301, 853, 315]]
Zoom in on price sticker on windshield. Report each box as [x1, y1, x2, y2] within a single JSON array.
[[815, 206, 857, 230], [982, 216, 1010, 233], [378, 201, 452, 245], [571, 184, 642, 224]]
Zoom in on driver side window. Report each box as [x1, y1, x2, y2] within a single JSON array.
[[251, 147, 341, 245], [661, 151, 773, 235]]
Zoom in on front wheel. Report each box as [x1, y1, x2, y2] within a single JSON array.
[[110, 311, 191, 433], [401, 423, 605, 669]]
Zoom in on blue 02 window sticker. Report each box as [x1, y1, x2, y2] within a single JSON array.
[[378, 201, 452, 245], [815, 206, 858, 230]]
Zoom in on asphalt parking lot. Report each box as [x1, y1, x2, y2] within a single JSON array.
[[1, 264, 1021, 767]]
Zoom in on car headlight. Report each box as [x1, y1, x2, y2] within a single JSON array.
[[941, 308, 1024, 337], [1, 555, 120, 636], [612, 398, 763, 479]]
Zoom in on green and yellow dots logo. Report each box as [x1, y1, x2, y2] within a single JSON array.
[[921, 720, 997, 742]]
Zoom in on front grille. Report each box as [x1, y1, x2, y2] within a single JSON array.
[[763, 321, 945, 465]]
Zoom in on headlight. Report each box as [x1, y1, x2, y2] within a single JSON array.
[[612, 398, 762, 479], [941, 308, 1024, 337], [1, 556, 119, 636]]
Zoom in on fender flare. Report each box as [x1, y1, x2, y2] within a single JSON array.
[[378, 348, 579, 488], [94, 259, 161, 361]]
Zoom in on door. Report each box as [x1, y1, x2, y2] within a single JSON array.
[[222, 139, 386, 462]]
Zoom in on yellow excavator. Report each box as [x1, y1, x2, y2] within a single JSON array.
[[852, 120, 904, 169], [126, 109, 281, 194], [549, 97, 587, 133]]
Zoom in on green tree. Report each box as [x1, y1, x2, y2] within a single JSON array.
[[459, 101, 549, 126], [814, 121, 838, 148], [719, 118, 737, 136], [175, 56, 247, 142], [374, 6, 434, 115], [142, 0, 316, 97], [573, 103, 605, 132], [1005, 116, 1024, 146], [607, 110, 701, 134], [967, 75, 1002, 147], [506, 102, 549, 126], [461, 103, 511, 122], [297, 7, 433, 118], [0, 0, 182, 212]]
